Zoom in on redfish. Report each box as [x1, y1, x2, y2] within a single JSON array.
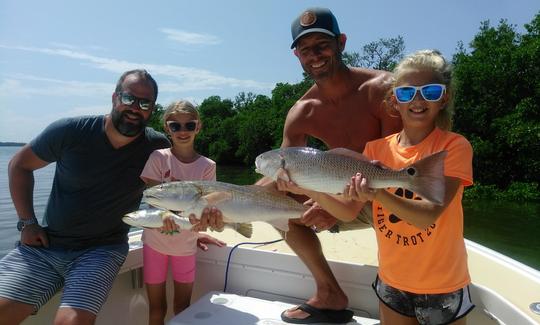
[[255, 147, 447, 205]]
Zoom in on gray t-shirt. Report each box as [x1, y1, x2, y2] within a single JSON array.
[[30, 115, 169, 249]]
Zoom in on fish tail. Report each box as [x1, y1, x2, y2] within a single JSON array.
[[406, 151, 447, 205], [232, 223, 253, 238]]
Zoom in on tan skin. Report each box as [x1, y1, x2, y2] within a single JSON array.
[[193, 32, 401, 321], [141, 113, 225, 325], [281, 68, 467, 324], [0, 74, 156, 325], [275, 32, 401, 321]]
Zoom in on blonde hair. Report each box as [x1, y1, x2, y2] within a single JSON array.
[[386, 49, 454, 130], [162, 100, 199, 129]]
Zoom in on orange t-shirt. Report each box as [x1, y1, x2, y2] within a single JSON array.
[[364, 127, 473, 294]]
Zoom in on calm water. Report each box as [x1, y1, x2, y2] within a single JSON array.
[[1, 146, 539, 269]]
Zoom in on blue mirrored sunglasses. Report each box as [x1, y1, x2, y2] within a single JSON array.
[[118, 92, 154, 111], [167, 120, 198, 132], [393, 84, 446, 103]]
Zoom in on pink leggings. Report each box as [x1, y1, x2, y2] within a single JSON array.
[[143, 245, 195, 284]]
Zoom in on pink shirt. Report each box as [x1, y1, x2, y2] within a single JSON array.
[[140, 148, 216, 256]]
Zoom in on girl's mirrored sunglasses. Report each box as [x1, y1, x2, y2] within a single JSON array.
[[118, 92, 153, 111], [166, 120, 198, 132], [393, 84, 446, 103]]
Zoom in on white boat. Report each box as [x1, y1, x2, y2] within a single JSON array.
[[21, 225, 540, 325]]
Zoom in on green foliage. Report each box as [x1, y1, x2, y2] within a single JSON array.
[[180, 17, 539, 200], [148, 103, 165, 133], [464, 182, 539, 202], [345, 36, 405, 71], [196, 96, 237, 163], [452, 14, 540, 188], [193, 80, 312, 165], [342, 51, 361, 67]]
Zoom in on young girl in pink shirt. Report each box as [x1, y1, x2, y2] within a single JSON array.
[[140, 100, 223, 325]]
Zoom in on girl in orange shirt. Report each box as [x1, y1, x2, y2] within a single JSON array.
[[281, 50, 474, 325]]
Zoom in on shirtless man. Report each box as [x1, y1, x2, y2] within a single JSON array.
[[274, 7, 402, 323], [193, 7, 401, 324]]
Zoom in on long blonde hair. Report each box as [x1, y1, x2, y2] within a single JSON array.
[[386, 49, 454, 131]]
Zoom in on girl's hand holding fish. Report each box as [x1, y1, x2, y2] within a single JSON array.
[[159, 216, 181, 235], [343, 173, 377, 203], [189, 207, 225, 232]]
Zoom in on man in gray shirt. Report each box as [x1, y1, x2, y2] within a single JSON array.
[[0, 69, 170, 325]]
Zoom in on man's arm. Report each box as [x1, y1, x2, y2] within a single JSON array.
[[368, 72, 402, 137], [8, 144, 50, 246], [256, 101, 309, 187], [276, 101, 341, 230], [281, 101, 310, 148]]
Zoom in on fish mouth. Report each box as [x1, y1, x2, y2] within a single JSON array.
[[122, 216, 137, 226]]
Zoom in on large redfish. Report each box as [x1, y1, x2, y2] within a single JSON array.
[[142, 181, 308, 232], [255, 147, 447, 205]]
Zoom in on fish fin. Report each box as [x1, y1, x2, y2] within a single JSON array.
[[202, 191, 233, 205], [327, 148, 370, 161], [267, 219, 290, 232], [231, 223, 253, 238], [406, 151, 448, 205]]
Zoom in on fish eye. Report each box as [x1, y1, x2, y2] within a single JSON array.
[[406, 167, 416, 176]]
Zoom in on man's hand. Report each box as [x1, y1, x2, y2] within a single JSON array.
[[196, 233, 226, 251], [189, 207, 225, 232], [20, 224, 49, 247], [300, 201, 338, 232], [275, 168, 317, 198]]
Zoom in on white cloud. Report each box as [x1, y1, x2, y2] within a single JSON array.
[[0, 75, 111, 98], [0, 44, 273, 91], [160, 28, 221, 45], [0, 43, 277, 142], [62, 104, 110, 117]]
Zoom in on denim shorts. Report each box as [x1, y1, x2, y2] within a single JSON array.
[[0, 242, 128, 314], [373, 275, 475, 325]]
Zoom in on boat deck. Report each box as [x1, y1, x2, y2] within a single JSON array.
[[20, 224, 540, 324]]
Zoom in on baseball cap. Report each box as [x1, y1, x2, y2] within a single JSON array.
[[290, 7, 340, 49]]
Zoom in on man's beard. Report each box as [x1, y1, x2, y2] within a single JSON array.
[[111, 109, 147, 137]]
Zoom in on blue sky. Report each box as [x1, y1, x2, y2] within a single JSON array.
[[1, 0, 538, 142]]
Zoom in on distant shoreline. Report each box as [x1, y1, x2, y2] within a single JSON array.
[[0, 142, 25, 147]]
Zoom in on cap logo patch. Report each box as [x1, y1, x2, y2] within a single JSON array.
[[300, 11, 317, 27]]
